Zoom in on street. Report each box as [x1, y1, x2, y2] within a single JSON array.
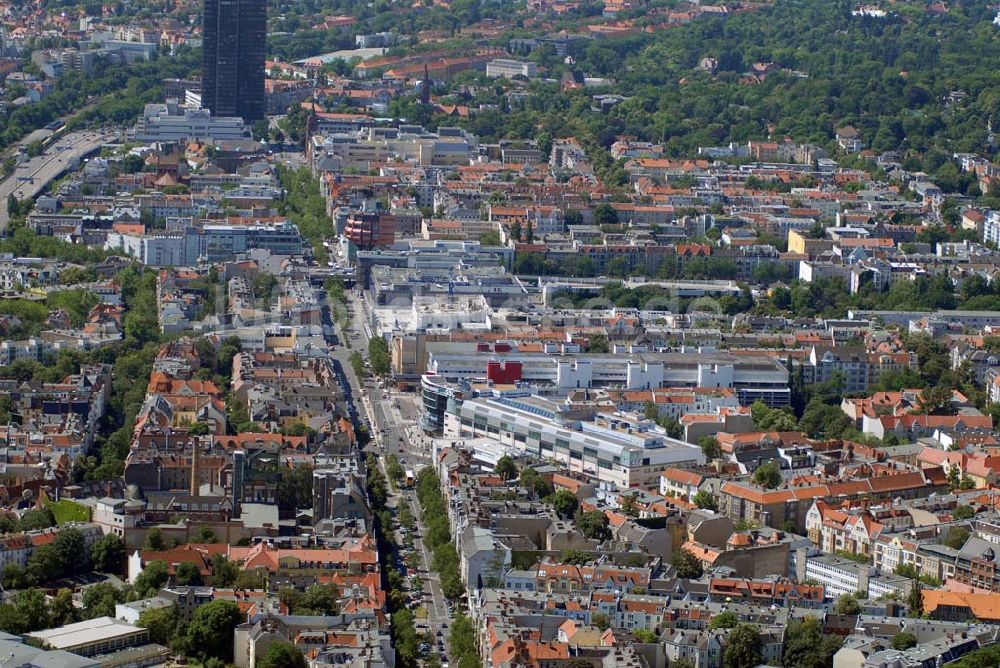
[[0, 130, 113, 233], [322, 281, 452, 661]]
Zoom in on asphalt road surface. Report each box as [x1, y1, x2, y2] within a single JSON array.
[[0, 131, 112, 233], [321, 283, 453, 661]]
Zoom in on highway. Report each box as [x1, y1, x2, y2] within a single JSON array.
[[0, 130, 113, 233]]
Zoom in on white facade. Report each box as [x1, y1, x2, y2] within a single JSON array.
[[93, 498, 141, 537], [485, 59, 538, 79], [803, 555, 872, 598], [133, 103, 246, 142], [426, 350, 790, 405], [984, 211, 1000, 246], [445, 395, 705, 489]]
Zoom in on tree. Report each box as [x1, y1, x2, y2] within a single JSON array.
[[752, 461, 782, 489], [798, 396, 853, 439], [48, 588, 77, 627], [143, 527, 168, 551], [450, 613, 479, 668], [479, 230, 502, 246], [82, 582, 125, 619], [294, 584, 340, 616], [187, 421, 211, 436], [606, 256, 631, 277], [672, 548, 703, 579], [550, 489, 578, 518], [944, 527, 970, 550], [12, 589, 49, 632], [19, 507, 55, 531], [217, 336, 242, 377], [258, 642, 307, 668], [277, 465, 314, 513], [833, 593, 861, 615], [191, 526, 218, 544], [750, 400, 798, 431], [578, 510, 611, 541], [723, 624, 762, 668], [1, 564, 30, 589], [518, 467, 553, 498], [393, 608, 420, 665], [138, 604, 179, 645], [782, 616, 843, 668], [53, 527, 87, 575], [509, 221, 522, 242], [634, 628, 658, 643], [91, 533, 125, 574], [698, 436, 721, 460], [907, 579, 923, 618], [586, 334, 609, 353], [708, 610, 738, 629], [495, 456, 517, 481], [27, 544, 64, 583], [210, 555, 240, 587], [692, 490, 718, 511], [952, 505, 975, 520], [368, 337, 391, 376], [917, 385, 955, 416], [559, 549, 590, 566], [893, 632, 918, 651], [133, 560, 170, 598], [185, 600, 243, 663], [593, 202, 619, 227], [591, 612, 610, 631], [175, 561, 203, 586], [570, 255, 595, 277], [620, 495, 640, 517]]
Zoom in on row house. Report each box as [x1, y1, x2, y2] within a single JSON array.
[[589, 591, 666, 631], [532, 559, 652, 594], [804, 501, 884, 556], [719, 467, 950, 533]]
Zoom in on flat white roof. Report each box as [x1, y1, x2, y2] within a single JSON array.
[[26, 617, 144, 650]]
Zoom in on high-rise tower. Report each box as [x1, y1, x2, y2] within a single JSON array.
[[201, 0, 266, 121]]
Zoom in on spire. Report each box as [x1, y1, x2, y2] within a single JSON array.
[[421, 63, 431, 105]]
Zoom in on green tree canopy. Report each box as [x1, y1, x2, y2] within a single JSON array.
[[495, 455, 517, 481], [752, 461, 782, 489], [834, 593, 861, 616], [672, 548, 703, 579], [723, 624, 762, 668], [550, 489, 579, 518], [258, 641, 308, 668], [185, 600, 243, 663], [578, 510, 611, 541]]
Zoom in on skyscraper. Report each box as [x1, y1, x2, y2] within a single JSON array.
[[201, 0, 266, 121]]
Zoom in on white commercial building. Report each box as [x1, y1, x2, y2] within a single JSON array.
[[426, 347, 791, 406], [132, 103, 246, 142], [803, 554, 873, 599], [485, 58, 538, 79], [444, 393, 704, 489]]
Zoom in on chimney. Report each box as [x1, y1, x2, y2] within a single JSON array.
[[190, 440, 199, 497]]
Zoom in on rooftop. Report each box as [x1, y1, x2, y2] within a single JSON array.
[[26, 617, 145, 650]]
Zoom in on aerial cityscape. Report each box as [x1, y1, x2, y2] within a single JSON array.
[[0, 0, 999, 668]]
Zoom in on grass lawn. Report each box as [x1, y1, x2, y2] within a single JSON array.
[[44, 499, 91, 524]]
